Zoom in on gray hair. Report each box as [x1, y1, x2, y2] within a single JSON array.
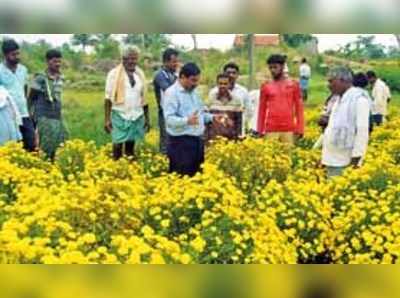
[[121, 45, 141, 58], [328, 66, 353, 83]]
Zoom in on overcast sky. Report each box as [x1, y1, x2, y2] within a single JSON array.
[[3, 34, 398, 52]]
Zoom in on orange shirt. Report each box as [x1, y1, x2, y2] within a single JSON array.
[[257, 79, 304, 135]]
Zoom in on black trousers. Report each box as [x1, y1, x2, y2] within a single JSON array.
[[19, 117, 36, 152], [167, 135, 204, 177], [372, 114, 383, 126], [158, 106, 168, 154]]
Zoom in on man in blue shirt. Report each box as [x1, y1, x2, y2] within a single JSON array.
[[0, 39, 35, 152], [153, 48, 179, 154], [163, 62, 227, 176]]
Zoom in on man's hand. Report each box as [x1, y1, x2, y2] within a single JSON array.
[[104, 120, 112, 134], [351, 157, 361, 168], [295, 133, 304, 140], [187, 111, 199, 126], [144, 119, 150, 133], [34, 128, 39, 151], [317, 160, 325, 169]]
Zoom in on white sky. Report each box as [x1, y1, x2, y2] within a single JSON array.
[[2, 34, 398, 52]]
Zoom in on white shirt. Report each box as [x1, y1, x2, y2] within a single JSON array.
[[248, 89, 260, 131], [322, 91, 370, 167], [372, 79, 390, 116], [231, 84, 250, 135], [208, 87, 244, 109], [231, 83, 251, 119], [0, 86, 22, 126], [105, 68, 144, 121], [299, 63, 311, 78]]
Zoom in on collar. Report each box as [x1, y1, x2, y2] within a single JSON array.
[[122, 64, 137, 74], [162, 66, 175, 73], [176, 81, 186, 92], [46, 70, 63, 81], [231, 83, 246, 91], [2, 62, 20, 73]]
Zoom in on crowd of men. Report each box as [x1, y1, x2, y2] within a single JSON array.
[[0, 39, 66, 159], [0, 39, 392, 179]]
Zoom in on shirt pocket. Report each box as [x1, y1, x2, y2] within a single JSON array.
[[0, 74, 14, 87], [178, 98, 195, 117]]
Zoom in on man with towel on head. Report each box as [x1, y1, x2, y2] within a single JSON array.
[[104, 45, 150, 160]]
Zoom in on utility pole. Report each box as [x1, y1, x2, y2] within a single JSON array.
[[142, 34, 146, 50], [395, 34, 400, 49], [248, 34, 255, 90], [191, 34, 198, 50]]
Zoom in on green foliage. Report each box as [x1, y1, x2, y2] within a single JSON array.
[[387, 46, 400, 59], [123, 34, 171, 53], [95, 34, 113, 43], [94, 38, 120, 59], [282, 34, 314, 48], [71, 34, 97, 51], [330, 35, 387, 59], [60, 43, 84, 70], [16, 40, 52, 73], [375, 65, 400, 92]]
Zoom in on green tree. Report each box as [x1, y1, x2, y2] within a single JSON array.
[[123, 34, 144, 46], [387, 46, 400, 58], [71, 34, 97, 51], [19, 40, 52, 72], [94, 38, 120, 59], [282, 34, 314, 48], [95, 34, 113, 43], [61, 42, 83, 70], [123, 34, 171, 50], [339, 35, 386, 59]]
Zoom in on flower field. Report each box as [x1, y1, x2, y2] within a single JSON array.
[[0, 107, 399, 264]]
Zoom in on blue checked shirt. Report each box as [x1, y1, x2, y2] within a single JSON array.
[[0, 63, 29, 117], [163, 81, 213, 137]]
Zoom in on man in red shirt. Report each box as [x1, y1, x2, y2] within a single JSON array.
[[257, 54, 304, 146]]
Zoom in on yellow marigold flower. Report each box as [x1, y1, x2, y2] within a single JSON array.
[[150, 207, 161, 216], [127, 252, 141, 264], [190, 236, 206, 253], [151, 253, 166, 264], [87, 252, 100, 260], [351, 238, 362, 251], [180, 254, 191, 264], [110, 212, 120, 220], [82, 233, 96, 244], [89, 212, 97, 221], [382, 254, 393, 264], [161, 219, 170, 229], [97, 246, 108, 254], [141, 226, 154, 238]]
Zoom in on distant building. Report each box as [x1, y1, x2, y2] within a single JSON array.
[[234, 34, 280, 47]]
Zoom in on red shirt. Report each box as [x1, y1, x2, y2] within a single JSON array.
[[257, 79, 304, 135]]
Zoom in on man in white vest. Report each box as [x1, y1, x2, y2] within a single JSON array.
[[322, 67, 370, 178]]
